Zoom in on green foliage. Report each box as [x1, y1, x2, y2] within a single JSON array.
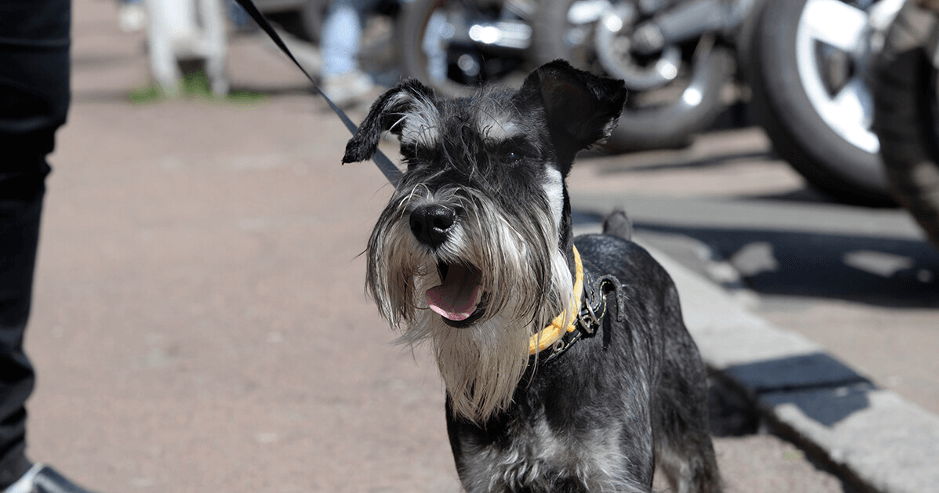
[[129, 71, 266, 105]]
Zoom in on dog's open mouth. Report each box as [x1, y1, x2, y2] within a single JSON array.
[[426, 262, 484, 325]]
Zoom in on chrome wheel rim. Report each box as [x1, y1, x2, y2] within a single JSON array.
[[795, 0, 901, 154]]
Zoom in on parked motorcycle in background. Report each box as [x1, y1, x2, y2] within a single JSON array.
[[748, 0, 905, 205], [872, 0, 939, 248], [395, 0, 757, 149], [392, 0, 919, 206], [396, 0, 538, 97], [531, 0, 753, 151]]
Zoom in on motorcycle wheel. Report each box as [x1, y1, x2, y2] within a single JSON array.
[[872, 1, 939, 248], [531, 0, 733, 152], [396, 0, 532, 98], [749, 0, 894, 205]]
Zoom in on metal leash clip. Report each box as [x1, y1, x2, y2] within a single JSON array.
[[577, 300, 601, 335], [577, 274, 625, 334]]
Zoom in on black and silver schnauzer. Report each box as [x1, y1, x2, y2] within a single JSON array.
[[343, 60, 721, 493]]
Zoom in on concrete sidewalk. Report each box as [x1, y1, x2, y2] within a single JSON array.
[[639, 233, 939, 493], [19, 1, 936, 492]]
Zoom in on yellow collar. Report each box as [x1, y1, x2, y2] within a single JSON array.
[[528, 245, 584, 355]]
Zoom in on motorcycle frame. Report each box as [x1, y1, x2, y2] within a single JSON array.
[[630, 0, 757, 55]]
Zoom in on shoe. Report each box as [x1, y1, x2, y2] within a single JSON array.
[[320, 70, 377, 107], [4, 465, 101, 493], [119, 3, 147, 33]]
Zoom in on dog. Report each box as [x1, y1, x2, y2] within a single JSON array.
[[342, 60, 721, 493]]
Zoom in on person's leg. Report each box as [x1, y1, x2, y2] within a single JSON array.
[[320, 0, 366, 77], [319, 0, 380, 105], [0, 0, 69, 489], [0, 170, 47, 491], [118, 0, 147, 32]]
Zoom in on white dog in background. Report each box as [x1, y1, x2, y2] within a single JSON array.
[[145, 0, 229, 96]]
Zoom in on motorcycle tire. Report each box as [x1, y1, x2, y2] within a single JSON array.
[[872, 1, 939, 248], [748, 0, 893, 205], [396, 0, 530, 99], [531, 0, 733, 152]]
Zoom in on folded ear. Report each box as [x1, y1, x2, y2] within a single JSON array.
[[342, 79, 439, 164], [518, 60, 627, 155]]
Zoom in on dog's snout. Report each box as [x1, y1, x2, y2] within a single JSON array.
[[410, 205, 456, 246]]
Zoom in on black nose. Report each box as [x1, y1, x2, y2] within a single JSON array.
[[409, 204, 456, 247]]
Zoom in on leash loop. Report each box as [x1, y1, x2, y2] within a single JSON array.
[[533, 263, 627, 365]]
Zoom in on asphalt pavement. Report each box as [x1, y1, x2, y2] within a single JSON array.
[[18, 1, 938, 492]]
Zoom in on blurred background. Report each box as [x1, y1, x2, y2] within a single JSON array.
[[19, 0, 939, 491]]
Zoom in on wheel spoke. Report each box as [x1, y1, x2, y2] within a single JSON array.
[[800, 0, 868, 52], [831, 78, 872, 126], [828, 78, 879, 152]]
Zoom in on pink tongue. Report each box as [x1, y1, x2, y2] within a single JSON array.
[[426, 264, 482, 321]]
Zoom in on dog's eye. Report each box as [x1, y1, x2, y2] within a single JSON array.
[[495, 137, 535, 165]]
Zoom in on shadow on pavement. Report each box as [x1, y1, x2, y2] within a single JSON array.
[[590, 150, 777, 175], [633, 222, 939, 308], [724, 352, 874, 427], [709, 355, 876, 431]]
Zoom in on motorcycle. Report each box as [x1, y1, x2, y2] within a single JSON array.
[[748, 0, 905, 205], [393, 0, 912, 206], [396, 0, 538, 97], [529, 0, 754, 151], [395, 0, 757, 150], [872, 0, 939, 248]]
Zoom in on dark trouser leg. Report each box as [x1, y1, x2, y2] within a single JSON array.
[[0, 177, 47, 489], [0, 0, 71, 488]]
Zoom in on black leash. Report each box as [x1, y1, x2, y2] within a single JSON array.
[[233, 0, 403, 186]]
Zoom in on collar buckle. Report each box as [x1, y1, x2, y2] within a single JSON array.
[[577, 296, 601, 335]]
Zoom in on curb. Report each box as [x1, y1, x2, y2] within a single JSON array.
[[638, 235, 939, 493]]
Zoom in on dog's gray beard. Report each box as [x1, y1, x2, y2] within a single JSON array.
[[366, 186, 575, 423]]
